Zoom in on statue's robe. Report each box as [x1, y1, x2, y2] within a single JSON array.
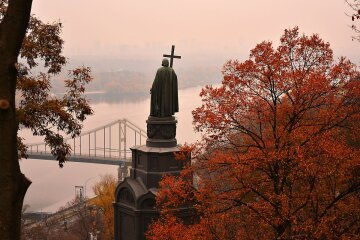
[[150, 66, 179, 117]]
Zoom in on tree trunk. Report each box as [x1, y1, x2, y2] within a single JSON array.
[[0, 1, 33, 239]]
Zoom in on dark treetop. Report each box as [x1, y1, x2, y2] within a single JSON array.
[[150, 58, 179, 117]]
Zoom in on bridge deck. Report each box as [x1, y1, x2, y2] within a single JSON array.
[[25, 118, 146, 166], [27, 153, 132, 166]]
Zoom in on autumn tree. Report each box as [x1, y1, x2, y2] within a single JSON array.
[[0, 0, 93, 239], [346, 0, 360, 41], [59, 198, 103, 240], [92, 174, 117, 240], [21, 198, 103, 240], [148, 27, 360, 239]]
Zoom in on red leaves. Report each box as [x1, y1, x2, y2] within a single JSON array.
[[149, 27, 360, 239], [147, 215, 192, 240]]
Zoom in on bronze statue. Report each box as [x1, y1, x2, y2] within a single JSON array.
[[150, 58, 179, 117]]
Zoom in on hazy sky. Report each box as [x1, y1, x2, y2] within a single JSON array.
[[23, 1, 360, 211], [31, 0, 360, 66]]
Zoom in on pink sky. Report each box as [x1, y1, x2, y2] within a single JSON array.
[[31, 0, 360, 63], [22, 0, 360, 212]]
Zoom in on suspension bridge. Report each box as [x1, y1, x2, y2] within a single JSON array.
[[27, 119, 147, 166]]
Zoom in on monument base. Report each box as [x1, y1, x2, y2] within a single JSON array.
[[114, 145, 190, 240], [113, 177, 158, 240], [114, 115, 193, 240], [130, 145, 183, 188], [146, 116, 177, 148]]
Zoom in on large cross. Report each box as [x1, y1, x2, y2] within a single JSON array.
[[163, 45, 181, 68]]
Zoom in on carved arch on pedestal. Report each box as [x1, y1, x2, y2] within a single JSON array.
[[116, 186, 135, 206], [138, 192, 157, 210]]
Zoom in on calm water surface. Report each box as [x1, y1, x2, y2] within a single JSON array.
[[20, 86, 203, 212]]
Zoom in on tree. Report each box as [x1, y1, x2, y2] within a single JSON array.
[[346, 0, 360, 41], [59, 198, 103, 240], [92, 174, 117, 240], [21, 198, 103, 240], [0, 1, 93, 239], [147, 27, 360, 239]]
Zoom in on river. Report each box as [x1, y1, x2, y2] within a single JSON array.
[[19, 86, 204, 212]]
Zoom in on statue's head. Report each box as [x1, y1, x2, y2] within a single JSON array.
[[162, 58, 169, 67]]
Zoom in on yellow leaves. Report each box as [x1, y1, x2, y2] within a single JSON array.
[[91, 174, 117, 240]]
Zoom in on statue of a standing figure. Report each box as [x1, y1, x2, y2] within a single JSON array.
[[150, 58, 179, 117]]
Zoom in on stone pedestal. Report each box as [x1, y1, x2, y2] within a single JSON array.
[[113, 178, 159, 240], [114, 116, 191, 240], [146, 116, 177, 148], [130, 145, 183, 188]]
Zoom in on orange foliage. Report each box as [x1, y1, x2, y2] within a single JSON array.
[[148, 27, 360, 240], [92, 174, 117, 240]]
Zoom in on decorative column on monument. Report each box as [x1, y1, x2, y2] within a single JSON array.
[[114, 46, 191, 240]]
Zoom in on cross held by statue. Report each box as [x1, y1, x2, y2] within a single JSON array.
[[163, 45, 181, 68]]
